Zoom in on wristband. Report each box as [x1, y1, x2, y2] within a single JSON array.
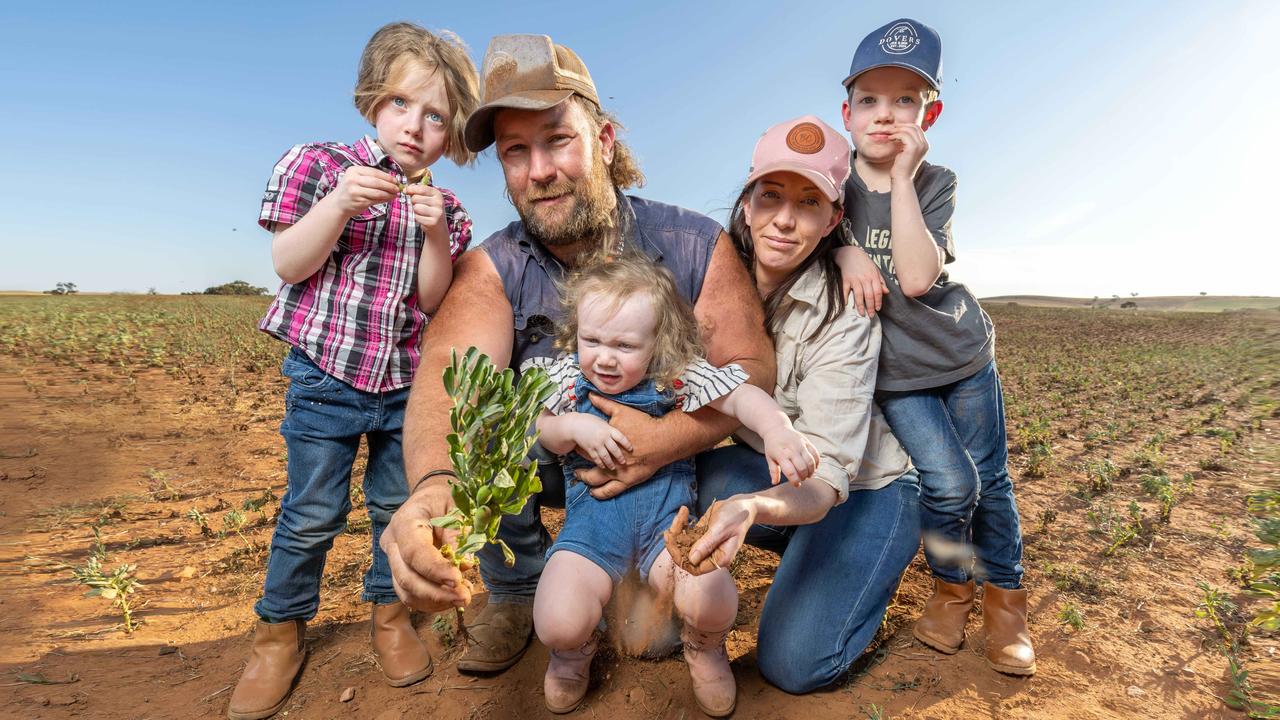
[[411, 469, 457, 495]]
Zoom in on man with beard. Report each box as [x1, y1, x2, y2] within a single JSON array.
[[378, 34, 774, 673]]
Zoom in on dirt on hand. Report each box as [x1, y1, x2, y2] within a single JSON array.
[[663, 504, 720, 576]]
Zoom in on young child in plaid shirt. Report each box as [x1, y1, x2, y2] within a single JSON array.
[[228, 22, 480, 720]]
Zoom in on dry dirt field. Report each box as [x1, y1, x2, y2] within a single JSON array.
[[1, 296, 1277, 719]]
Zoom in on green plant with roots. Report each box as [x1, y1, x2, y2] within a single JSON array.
[[429, 348, 554, 634], [69, 533, 143, 633], [1246, 490, 1280, 632]]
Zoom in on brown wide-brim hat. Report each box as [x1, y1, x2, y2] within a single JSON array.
[[464, 34, 601, 152]]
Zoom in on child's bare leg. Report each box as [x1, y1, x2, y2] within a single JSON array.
[[534, 551, 611, 714], [649, 549, 738, 717]]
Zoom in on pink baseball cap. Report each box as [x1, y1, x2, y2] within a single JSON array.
[[746, 115, 851, 203]]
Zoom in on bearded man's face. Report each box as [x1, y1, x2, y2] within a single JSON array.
[[493, 100, 616, 246]]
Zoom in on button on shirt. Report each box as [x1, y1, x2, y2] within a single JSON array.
[[735, 264, 911, 503], [257, 136, 472, 392]]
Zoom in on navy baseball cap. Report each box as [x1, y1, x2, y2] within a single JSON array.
[[842, 18, 943, 91]]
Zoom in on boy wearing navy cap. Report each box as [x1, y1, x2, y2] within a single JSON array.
[[834, 18, 1036, 676]]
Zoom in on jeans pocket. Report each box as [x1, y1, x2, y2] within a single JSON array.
[[283, 349, 334, 391]]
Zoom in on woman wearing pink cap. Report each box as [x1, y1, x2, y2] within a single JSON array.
[[688, 115, 922, 693]]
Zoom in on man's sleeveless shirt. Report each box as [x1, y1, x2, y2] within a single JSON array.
[[481, 193, 722, 377]]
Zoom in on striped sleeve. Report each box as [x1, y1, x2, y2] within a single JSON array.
[[259, 145, 335, 231], [676, 359, 749, 412], [520, 355, 580, 414]]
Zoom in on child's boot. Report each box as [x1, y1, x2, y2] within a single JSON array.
[[682, 623, 736, 717], [227, 619, 305, 720], [913, 578, 975, 654], [371, 602, 433, 687], [982, 585, 1036, 675], [544, 632, 598, 714]]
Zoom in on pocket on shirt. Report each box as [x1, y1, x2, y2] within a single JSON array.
[[340, 203, 388, 253]]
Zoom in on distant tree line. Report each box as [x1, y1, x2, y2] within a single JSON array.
[[44, 282, 78, 295], [182, 280, 269, 296]]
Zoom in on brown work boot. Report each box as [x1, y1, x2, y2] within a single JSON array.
[[682, 623, 736, 718], [982, 585, 1036, 676], [227, 619, 305, 720], [913, 578, 975, 654], [371, 602, 433, 687], [457, 601, 534, 674], [543, 632, 599, 714]]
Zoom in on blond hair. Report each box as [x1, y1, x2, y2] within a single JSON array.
[[354, 22, 480, 166], [572, 97, 646, 190], [555, 252, 700, 391]]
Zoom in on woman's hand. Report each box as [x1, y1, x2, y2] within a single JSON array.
[[686, 497, 759, 571], [834, 245, 889, 317]]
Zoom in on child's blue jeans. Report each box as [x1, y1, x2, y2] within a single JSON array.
[[877, 359, 1024, 590], [550, 375, 694, 582], [254, 348, 409, 621]]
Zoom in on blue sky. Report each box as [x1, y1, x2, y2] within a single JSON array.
[[1, 0, 1275, 297]]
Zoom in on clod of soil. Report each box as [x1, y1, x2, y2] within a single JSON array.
[[663, 504, 719, 576]]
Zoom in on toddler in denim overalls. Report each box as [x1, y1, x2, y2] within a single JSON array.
[[520, 253, 820, 715]]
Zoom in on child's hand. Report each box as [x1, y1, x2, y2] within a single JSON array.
[[569, 413, 634, 471], [761, 426, 819, 487], [405, 184, 449, 243], [888, 122, 930, 182], [834, 245, 889, 317], [331, 167, 399, 217]]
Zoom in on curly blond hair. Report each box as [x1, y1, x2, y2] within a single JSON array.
[[555, 252, 700, 391], [353, 22, 480, 167]]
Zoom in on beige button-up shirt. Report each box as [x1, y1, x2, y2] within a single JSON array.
[[737, 263, 911, 503]]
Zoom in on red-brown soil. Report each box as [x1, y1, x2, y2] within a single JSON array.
[[0, 305, 1276, 719]]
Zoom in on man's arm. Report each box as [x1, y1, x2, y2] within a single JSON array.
[[580, 231, 775, 498], [403, 250, 515, 483], [381, 249, 514, 613]]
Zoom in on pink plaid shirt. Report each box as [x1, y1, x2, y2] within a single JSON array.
[[257, 136, 472, 392]]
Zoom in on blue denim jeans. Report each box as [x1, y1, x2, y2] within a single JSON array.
[[254, 348, 409, 621], [877, 359, 1024, 589], [552, 375, 694, 582], [696, 444, 921, 694]]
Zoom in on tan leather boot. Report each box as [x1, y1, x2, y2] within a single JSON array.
[[457, 602, 534, 674], [227, 619, 305, 720], [913, 578, 975, 654], [371, 602, 433, 687], [544, 632, 598, 714], [682, 623, 736, 718], [982, 585, 1036, 676]]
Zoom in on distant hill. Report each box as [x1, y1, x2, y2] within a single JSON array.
[[981, 295, 1280, 312]]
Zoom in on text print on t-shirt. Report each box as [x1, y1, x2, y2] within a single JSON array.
[[860, 225, 897, 279]]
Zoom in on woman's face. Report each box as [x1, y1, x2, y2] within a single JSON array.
[[743, 172, 842, 293]]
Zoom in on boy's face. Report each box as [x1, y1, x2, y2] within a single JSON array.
[[842, 66, 941, 163], [373, 59, 450, 179], [576, 290, 657, 395]]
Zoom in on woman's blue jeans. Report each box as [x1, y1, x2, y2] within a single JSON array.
[[254, 349, 408, 621], [877, 359, 1024, 589], [696, 444, 921, 694]]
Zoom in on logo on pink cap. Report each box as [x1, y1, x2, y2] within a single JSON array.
[[785, 123, 825, 154], [747, 115, 851, 204]]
